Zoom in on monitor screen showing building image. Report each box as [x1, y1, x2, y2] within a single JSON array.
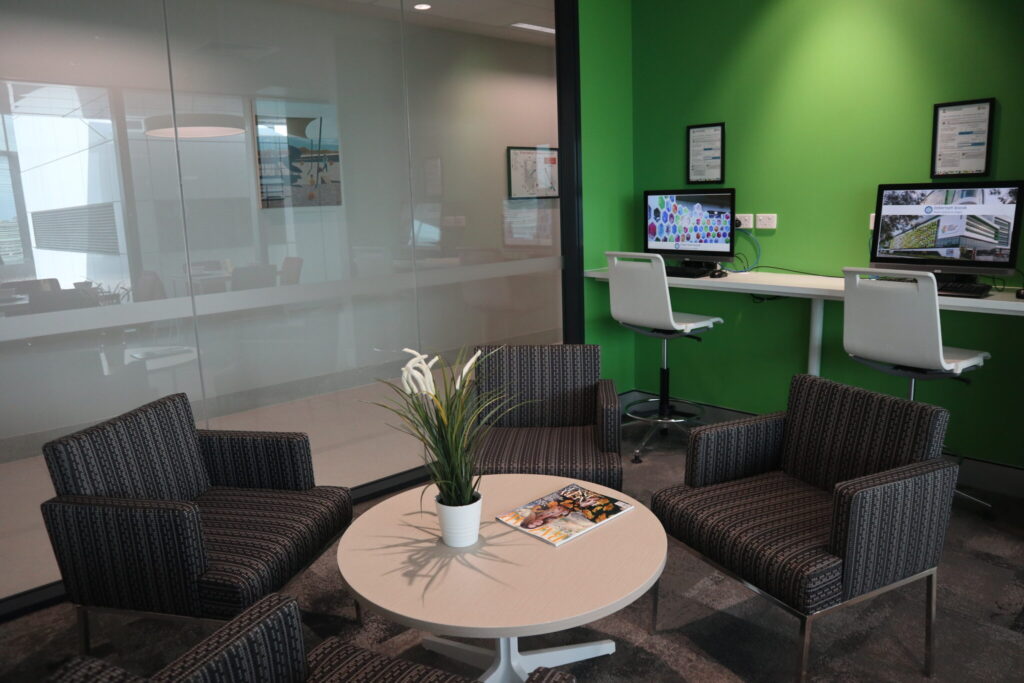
[[873, 183, 1020, 275]]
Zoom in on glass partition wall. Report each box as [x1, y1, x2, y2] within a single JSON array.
[[0, 0, 560, 600]]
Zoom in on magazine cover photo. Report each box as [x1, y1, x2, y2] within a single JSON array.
[[497, 483, 633, 546]]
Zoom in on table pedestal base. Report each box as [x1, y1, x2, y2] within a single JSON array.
[[422, 635, 615, 683]]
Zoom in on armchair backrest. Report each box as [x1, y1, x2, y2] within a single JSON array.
[[475, 345, 600, 427], [781, 374, 949, 491], [152, 593, 307, 683], [43, 393, 209, 500]]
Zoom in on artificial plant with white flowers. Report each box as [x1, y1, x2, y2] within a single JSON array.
[[376, 347, 512, 507]]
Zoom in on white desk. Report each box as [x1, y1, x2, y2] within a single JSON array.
[[584, 269, 1024, 375]]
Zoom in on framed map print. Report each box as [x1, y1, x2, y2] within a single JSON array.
[[507, 146, 558, 199]]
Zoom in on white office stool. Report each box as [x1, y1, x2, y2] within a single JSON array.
[[843, 267, 990, 398], [843, 267, 991, 509], [606, 252, 723, 462]]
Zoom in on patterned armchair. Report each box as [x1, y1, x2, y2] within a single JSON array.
[[474, 345, 622, 490], [652, 374, 957, 681], [40, 394, 351, 651], [49, 594, 576, 683]]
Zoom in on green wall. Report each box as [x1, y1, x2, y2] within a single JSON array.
[[580, 0, 1024, 467], [579, 0, 636, 389]]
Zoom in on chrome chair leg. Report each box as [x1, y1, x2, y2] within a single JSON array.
[[925, 572, 936, 677], [76, 605, 90, 655], [797, 615, 813, 683], [651, 579, 661, 633], [632, 423, 663, 463], [952, 487, 993, 512]]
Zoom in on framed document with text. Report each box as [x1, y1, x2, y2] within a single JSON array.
[[507, 146, 559, 199], [931, 98, 994, 178], [687, 122, 725, 184]]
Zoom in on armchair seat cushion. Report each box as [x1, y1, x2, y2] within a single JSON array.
[[196, 486, 351, 617], [307, 639, 578, 683], [652, 471, 843, 613], [49, 657, 145, 683], [308, 639, 471, 682], [475, 426, 622, 490]]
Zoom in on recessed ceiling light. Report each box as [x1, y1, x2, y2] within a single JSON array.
[[511, 22, 556, 35], [413, 3, 431, 9]]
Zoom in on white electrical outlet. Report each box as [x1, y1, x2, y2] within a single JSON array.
[[736, 213, 754, 229], [869, 213, 875, 231], [755, 213, 777, 229]]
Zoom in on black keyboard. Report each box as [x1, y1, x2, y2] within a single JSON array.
[[937, 281, 991, 298]]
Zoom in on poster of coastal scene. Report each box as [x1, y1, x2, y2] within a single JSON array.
[[255, 108, 341, 208]]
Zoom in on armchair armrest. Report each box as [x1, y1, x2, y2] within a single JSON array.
[[197, 429, 315, 490], [41, 496, 207, 616], [829, 460, 958, 601], [593, 379, 620, 453], [152, 594, 307, 683], [685, 412, 786, 487]]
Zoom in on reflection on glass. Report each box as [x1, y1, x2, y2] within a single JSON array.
[[0, 0, 560, 599]]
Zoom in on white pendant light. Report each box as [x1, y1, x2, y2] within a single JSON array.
[[144, 113, 246, 139]]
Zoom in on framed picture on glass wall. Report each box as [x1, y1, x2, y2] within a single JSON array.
[[254, 102, 342, 208], [507, 146, 559, 199]]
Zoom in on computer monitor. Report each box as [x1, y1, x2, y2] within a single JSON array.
[[643, 188, 735, 277], [871, 181, 1021, 279]]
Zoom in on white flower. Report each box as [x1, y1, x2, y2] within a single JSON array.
[[455, 349, 482, 390], [401, 348, 438, 396]]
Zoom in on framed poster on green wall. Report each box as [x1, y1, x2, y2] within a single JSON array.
[[931, 98, 995, 178], [686, 122, 725, 184]]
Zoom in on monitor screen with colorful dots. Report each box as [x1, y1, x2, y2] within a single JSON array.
[[644, 189, 736, 261]]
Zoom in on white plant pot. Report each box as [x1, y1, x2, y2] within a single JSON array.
[[435, 494, 482, 548]]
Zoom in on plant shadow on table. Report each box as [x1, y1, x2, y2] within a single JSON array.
[[351, 511, 531, 601]]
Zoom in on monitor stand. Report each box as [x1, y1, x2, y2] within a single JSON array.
[[664, 259, 717, 279]]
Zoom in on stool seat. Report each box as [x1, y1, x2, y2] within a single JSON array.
[[673, 311, 723, 334], [940, 346, 990, 374], [621, 311, 722, 339]]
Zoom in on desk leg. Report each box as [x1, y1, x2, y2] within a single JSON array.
[[807, 298, 824, 376]]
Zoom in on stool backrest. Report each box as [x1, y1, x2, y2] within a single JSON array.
[[605, 252, 675, 330], [842, 267, 949, 371]]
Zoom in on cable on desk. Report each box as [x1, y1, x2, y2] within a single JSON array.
[[749, 265, 844, 278]]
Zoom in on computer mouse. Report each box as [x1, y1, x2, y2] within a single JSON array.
[[709, 270, 728, 279], [1016, 288, 1024, 299]]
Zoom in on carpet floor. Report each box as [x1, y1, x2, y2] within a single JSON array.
[[2, 414, 1023, 682]]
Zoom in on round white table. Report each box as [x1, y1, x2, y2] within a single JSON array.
[[337, 474, 667, 682]]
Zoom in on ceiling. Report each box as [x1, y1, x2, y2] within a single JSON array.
[[294, 0, 556, 46]]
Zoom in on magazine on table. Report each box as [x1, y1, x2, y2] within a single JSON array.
[[496, 482, 633, 546]]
